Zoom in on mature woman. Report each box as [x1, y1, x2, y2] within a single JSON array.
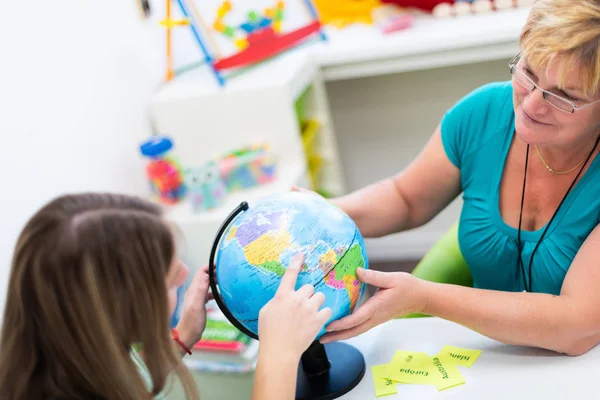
[[320, 0, 600, 356]]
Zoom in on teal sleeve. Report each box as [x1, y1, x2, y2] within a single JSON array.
[[440, 102, 463, 169], [440, 81, 513, 170]]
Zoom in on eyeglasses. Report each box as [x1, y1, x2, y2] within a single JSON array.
[[508, 53, 600, 114]]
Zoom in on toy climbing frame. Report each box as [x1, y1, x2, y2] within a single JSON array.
[[173, 0, 327, 87]]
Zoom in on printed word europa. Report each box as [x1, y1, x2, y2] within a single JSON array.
[[398, 368, 429, 377]]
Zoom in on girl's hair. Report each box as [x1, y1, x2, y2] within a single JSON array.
[[0, 193, 199, 400], [520, 0, 600, 99]]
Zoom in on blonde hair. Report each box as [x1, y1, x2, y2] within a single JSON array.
[[0, 193, 199, 400], [520, 0, 600, 99]]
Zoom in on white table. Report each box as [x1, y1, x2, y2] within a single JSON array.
[[340, 317, 600, 399], [173, 316, 599, 399]]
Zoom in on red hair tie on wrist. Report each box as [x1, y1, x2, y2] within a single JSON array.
[[171, 328, 192, 355]]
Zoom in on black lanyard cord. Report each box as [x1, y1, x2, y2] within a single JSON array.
[[517, 134, 600, 292]]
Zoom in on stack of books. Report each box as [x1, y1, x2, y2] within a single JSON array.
[[183, 300, 259, 374]]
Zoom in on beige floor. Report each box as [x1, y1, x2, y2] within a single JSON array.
[[165, 260, 419, 400]]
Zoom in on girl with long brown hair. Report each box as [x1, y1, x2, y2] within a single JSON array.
[[0, 193, 331, 399]]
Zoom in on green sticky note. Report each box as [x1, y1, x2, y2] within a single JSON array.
[[371, 365, 397, 397], [438, 345, 482, 368], [430, 356, 466, 391]]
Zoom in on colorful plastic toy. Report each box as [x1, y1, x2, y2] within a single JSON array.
[[184, 161, 227, 212], [139, 136, 186, 204], [213, 1, 288, 51], [218, 144, 277, 192], [174, 0, 327, 86]]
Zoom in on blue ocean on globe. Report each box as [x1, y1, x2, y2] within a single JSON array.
[[215, 191, 369, 339]]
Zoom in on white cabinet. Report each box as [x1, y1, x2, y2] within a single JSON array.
[[149, 49, 345, 267]]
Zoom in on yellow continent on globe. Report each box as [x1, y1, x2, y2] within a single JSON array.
[[320, 249, 338, 269], [243, 229, 291, 269]]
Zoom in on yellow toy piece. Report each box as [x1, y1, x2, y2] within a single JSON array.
[[313, 0, 381, 28], [159, 17, 189, 28], [265, 7, 276, 18], [234, 38, 248, 50], [223, 0, 232, 11], [213, 20, 227, 32], [216, 1, 232, 21]]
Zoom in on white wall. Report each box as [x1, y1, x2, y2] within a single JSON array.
[[0, 1, 165, 319]]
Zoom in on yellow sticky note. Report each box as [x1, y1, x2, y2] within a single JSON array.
[[390, 350, 429, 367], [438, 345, 482, 368], [430, 355, 466, 391], [384, 355, 435, 385], [371, 365, 397, 397]]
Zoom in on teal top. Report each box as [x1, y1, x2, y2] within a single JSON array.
[[441, 81, 600, 295]]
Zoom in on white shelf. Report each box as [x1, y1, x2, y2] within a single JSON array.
[[312, 7, 530, 81]]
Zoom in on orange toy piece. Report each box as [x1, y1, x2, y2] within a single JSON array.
[[313, 0, 381, 28], [160, 0, 190, 81]]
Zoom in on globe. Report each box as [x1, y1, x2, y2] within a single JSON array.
[[212, 191, 369, 340]]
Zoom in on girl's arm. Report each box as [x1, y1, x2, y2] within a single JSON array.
[[251, 347, 299, 400], [251, 254, 332, 400]]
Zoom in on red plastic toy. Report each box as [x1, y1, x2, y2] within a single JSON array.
[[381, 0, 456, 13]]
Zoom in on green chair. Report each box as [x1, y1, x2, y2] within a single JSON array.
[[403, 222, 472, 318]]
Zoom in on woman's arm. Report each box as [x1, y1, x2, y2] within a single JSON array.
[[423, 224, 600, 355], [333, 125, 461, 238], [321, 225, 600, 356]]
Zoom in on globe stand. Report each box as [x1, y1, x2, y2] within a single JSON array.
[[296, 341, 366, 400], [209, 201, 366, 400]]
